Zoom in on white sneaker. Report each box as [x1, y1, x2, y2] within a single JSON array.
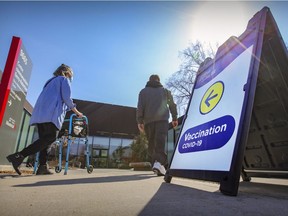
[[152, 161, 166, 176]]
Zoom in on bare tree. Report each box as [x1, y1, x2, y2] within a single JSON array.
[[166, 41, 217, 115]]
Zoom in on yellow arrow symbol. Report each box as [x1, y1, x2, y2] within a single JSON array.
[[200, 81, 224, 114]]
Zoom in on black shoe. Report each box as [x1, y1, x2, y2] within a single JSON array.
[[36, 165, 53, 175], [6, 153, 24, 175]]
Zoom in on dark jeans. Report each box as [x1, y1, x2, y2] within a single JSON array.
[[20, 123, 58, 165], [144, 120, 169, 166]]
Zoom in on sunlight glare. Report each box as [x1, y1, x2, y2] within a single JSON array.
[[189, 2, 250, 46]]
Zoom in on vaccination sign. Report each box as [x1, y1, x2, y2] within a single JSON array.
[[170, 45, 254, 171], [167, 7, 288, 196]]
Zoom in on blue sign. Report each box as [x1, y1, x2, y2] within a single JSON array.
[[178, 115, 235, 153]]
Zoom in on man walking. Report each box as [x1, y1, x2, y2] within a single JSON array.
[[137, 74, 178, 176]]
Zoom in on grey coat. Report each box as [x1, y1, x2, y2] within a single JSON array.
[[137, 80, 177, 124]]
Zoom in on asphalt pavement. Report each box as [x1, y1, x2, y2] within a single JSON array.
[[0, 166, 288, 216]]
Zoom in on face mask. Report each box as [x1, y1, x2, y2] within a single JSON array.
[[65, 72, 73, 83]]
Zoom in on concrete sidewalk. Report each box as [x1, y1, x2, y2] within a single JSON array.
[[0, 167, 288, 216]]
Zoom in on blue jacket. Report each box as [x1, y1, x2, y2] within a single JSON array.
[[30, 76, 76, 129]]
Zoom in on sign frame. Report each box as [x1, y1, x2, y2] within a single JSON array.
[[0, 36, 22, 126], [0, 36, 33, 165], [165, 7, 281, 196]]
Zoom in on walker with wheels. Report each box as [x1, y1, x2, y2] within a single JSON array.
[[33, 114, 93, 175]]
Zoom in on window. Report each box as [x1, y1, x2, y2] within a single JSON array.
[[87, 136, 94, 145], [122, 138, 133, 147], [93, 136, 109, 148]]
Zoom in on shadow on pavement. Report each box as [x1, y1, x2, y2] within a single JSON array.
[[238, 180, 288, 199], [139, 180, 288, 216], [0, 174, 33, 179], [12, 173, 157, 187]]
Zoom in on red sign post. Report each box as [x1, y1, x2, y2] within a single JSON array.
[[0, 36, 22, 127]]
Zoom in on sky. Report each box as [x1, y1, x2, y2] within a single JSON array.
[[0, 1, 288, 115]]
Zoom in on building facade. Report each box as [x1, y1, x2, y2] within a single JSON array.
[[52, 99, 182, 169], [1, 97, 182, 169], [0, 99, 36, 165]]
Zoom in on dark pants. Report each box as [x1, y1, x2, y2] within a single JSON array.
[[20, 123, 58, 165], [144, 120, 168, 166]]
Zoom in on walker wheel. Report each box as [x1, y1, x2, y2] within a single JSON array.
[[87, 165, 93, 174], [55, 166, 62, 173]]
